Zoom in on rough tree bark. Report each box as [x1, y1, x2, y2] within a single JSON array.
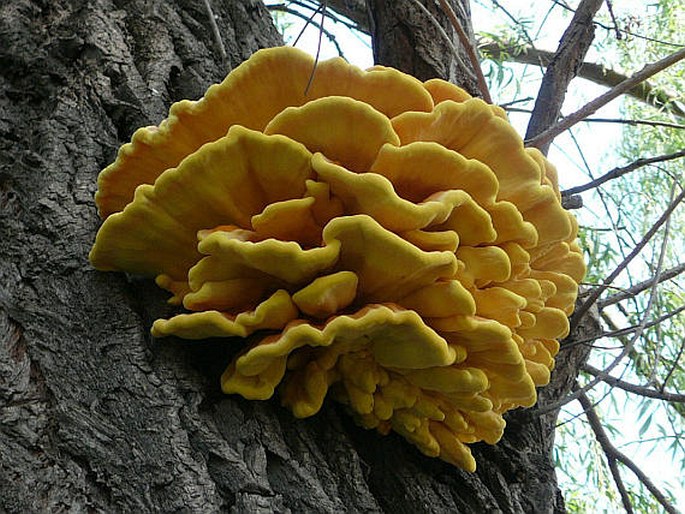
[[365, 0, 480, 93], [0, 1, 598, 512]]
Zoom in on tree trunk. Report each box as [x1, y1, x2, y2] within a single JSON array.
[[366, 0, 480, 94], [0, 1, 595, 512]]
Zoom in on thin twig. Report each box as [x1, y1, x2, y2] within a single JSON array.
[[436, 0, 492, 103], [577, 390, 684, 514], [598, 262, 685, 309], [583, 364, 685, 402], [202, 0, 227, 65], [562, 305, 685, 350], [570, 188, 685, 332], [504, 107, 685, 130], [526, 46, 685, 149], [577, 227, 626, 234], [271, 5, 345, 57], [571, 117, 685, 130], [292, 1, 324, 46], [603, 0, 622, 40], [489, 0, 537, 48], [662, 339, 685, 391], [499, 97, 534, 108], [541, 189, 676, 415], [562, 149, 685, 196], [304, 1, 327, 96]]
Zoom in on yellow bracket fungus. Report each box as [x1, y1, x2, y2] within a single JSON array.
[[90, 46, 586, 472]]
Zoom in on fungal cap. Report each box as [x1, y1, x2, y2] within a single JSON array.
[[90, 46, 586, 473]]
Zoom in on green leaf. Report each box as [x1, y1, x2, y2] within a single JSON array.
[[639, 413, 653, 437]]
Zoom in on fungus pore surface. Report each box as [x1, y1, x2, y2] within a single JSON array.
[[90, 47, 585, 472]]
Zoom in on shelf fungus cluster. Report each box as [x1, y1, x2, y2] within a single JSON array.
[[90, 46, 585, 471]]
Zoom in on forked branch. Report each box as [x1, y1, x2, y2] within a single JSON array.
[[526, 46, 685, 149]]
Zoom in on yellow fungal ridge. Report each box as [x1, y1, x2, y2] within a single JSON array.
[[90, 46, 586, 471], [89, 126, 315, 281]]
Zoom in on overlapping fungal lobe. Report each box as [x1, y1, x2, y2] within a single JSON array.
[[89, 46, 585, 472]]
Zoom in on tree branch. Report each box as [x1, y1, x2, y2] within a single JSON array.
[[598, 262, 685, 309], [482, 42, 685, 117], [583, 364, 685, 402], [577, 388, 635, 513], [526, 46, 685, 149], [563, 304, 685, 351], [561, 149, 685, 196], [504, 108, 685, 129], [524, 0, 604, 155], [571, 188, 685, 331], [577, 390, 680, 514]]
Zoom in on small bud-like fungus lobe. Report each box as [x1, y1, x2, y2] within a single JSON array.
[[90, 47, 585, 471]]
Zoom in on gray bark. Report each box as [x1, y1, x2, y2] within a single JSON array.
[[0, 0, 597, 512], [524, 0, 604, 153], [367, 0, 480, 95]]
